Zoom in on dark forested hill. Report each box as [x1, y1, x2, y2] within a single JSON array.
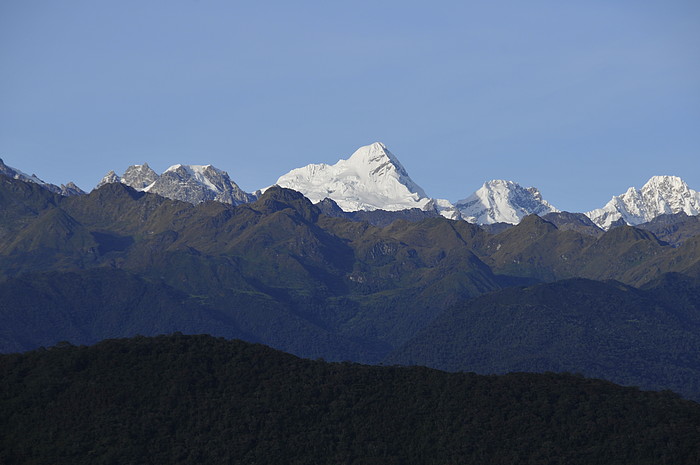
[[1, 334, 699, 465]]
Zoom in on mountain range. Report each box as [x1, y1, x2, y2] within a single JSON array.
[[97, 162, 254, 205], [3, 145, 700, 461], [7, 143, 699, 228], [2, 170, 700, 400]]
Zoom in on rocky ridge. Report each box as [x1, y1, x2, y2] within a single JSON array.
[[4, 146, 700, 227], [97, 162, 255, 205], [0, 158, 85, 196]]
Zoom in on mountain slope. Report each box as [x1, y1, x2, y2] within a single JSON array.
[[387, 276, 700, 400], [0, 269, 251, 353], [0, 177, 502, 360], [636, 212, 700, 247], [475, 215, 676, 286], [455, 179, 559, 224]]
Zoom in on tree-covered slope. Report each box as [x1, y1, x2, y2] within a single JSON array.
[[387, 275, 700, 400], [1, 334, 699, 465]]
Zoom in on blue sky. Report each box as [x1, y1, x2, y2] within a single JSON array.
[[1, 1, 698, 212]]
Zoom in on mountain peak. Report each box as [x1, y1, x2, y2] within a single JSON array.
[[122, 163, 158, 190], [96, 163, 255, 206], [455, 180, 558, 225], [586, 175, 700, 229], [274, 142, 433, 212], [642, 175, 689, 195], [254, 185, 319, 222]]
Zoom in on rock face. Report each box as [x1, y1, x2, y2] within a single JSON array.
[[0, 158, 85, 196], [96, 163, 255, 206], [586, 176, 700, 230], [273, 142, 459, 219], [149, 164, 255, 205], [455, 180, 559, 225], [122, 163, 159, 190]]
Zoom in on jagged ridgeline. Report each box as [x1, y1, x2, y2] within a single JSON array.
[[6, 143, 700, 228], [2, 172, 700, 401], [1, 334, 699, 465]]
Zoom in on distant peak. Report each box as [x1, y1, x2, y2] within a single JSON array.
[[164, 164, 217, 174], [456, 179, 558, 225], [274, 142, 430, 212], [164, 164, 183, 172], [345, 142, 413, 181], [586, 175, 700, 229], [482, 179, 517, 189], [642, 175, 688, 191], [646, 175, 683, 183], [95, 170, 121, 189], [347, 142, 393, 162]]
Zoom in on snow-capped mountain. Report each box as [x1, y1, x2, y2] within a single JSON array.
[[0, 158, 85, 196], [455, 180, 559, 225], [96, 163, 255, 205], [586, 176, 700, 230], [273, 142, 459, 219]]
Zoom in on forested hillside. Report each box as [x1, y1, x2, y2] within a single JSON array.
[[1, 335, 699, 465]]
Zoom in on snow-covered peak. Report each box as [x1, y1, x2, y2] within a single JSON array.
[[641, 175, 691, 197], [586, 175, 700, 229], [344, 142, 427, 197], [274, 142, 435, 213], [455, 179, 559, 225]]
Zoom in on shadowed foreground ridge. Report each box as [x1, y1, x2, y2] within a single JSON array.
[[1, 334, 699, 465]]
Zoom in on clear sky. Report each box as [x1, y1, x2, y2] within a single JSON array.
[[1, 0, 698, 212]]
